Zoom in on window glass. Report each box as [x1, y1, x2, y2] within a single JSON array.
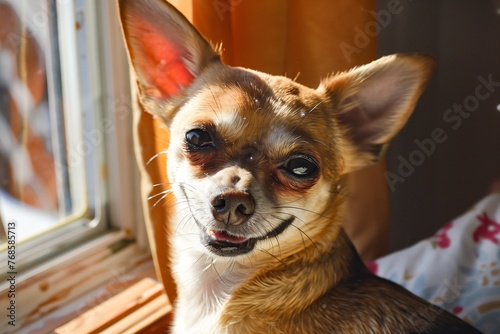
[[0, 0, 105, 263]]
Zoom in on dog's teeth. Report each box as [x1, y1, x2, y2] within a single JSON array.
[[207, 229, 247, 243]]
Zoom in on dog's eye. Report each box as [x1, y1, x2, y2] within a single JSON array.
[[283, 155, 319, 179], [185, 129, 214, 148]]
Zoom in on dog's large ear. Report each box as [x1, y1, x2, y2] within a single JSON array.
[[318, 54, 436, 173], [118, 0, 219, 124]]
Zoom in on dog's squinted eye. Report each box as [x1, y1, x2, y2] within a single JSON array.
[[282, 155, 319, 179], [185, 129, 214, 149]]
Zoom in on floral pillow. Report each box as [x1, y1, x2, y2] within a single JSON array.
[[369, 192, 500, 334]]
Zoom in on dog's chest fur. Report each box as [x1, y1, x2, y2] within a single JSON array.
[[171, 236, 254, 333]]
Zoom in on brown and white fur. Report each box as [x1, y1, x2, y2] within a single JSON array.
[[118, 0, 482, 333]]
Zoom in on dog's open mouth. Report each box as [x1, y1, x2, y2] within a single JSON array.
[[201, 217, 295, 257], [202, 229, 256, 256]]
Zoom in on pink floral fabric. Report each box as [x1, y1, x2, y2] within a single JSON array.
[[371, 192, 500, 333]]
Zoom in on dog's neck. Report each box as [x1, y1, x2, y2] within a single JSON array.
[[220, 228, 365, 324]]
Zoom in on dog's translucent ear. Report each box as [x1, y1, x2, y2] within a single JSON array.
[[118, 0, 219, 123], [318, 54, 436, 173]]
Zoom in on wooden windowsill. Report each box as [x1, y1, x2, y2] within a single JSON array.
[[8, 238, 173, 333], [55, 278, 172, 334]]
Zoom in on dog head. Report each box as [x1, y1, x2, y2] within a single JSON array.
[[118, 0, 435, 260]]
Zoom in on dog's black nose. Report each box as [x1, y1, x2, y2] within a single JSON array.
[[211, 192, 255, 225]]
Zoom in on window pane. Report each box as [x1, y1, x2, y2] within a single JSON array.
[[0, 0, 101, 250]]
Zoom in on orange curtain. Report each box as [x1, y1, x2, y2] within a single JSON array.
[[134, 0, 387, 305]]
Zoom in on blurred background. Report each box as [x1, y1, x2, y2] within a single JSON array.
[[379, 0, 500, 251]]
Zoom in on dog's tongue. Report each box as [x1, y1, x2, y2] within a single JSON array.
[[209, 229, 247, 244]]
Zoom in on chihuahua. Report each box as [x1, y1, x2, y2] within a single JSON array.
[[118, 0, 482, 333]]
